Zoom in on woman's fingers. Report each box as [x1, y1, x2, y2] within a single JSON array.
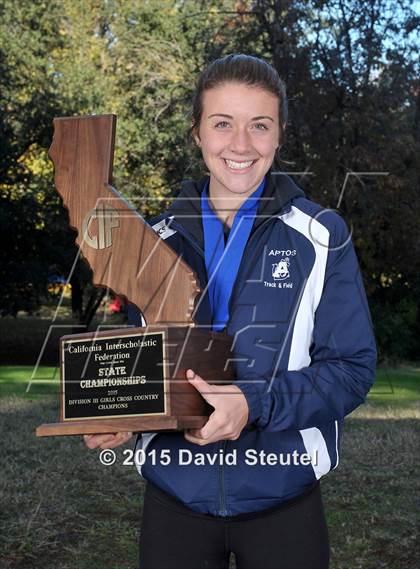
[[184, 370, 249, 446], [105, 432, 133, 449], [83, 432, 133, 449]]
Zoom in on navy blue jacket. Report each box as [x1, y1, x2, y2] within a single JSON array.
[[132, 171, 377, 516]]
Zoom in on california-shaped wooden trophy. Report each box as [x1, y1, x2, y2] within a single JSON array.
[[36, 115, 234, 437]]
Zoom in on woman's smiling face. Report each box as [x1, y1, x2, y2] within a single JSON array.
[[194, 81, 280, 200]]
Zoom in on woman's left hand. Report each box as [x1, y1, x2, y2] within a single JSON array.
[[184, 369, 249, 445]]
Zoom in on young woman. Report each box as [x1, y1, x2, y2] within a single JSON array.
[[85, 54, 377, 569]]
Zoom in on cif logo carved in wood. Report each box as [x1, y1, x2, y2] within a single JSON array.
[[82, 203, 120, 249]]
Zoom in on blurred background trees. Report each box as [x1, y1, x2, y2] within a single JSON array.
[[0, 0, 418, 361]]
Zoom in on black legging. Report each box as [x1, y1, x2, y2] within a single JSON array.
[[139, 481, 330, 569]]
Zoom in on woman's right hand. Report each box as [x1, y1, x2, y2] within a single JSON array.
[[84, 432, 133, 449]]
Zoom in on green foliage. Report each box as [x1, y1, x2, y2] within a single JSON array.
[[371, 297, 419, 363], [0, 0, 64, 179]]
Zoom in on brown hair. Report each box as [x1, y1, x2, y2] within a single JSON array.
[[190, 54, 287, 147]]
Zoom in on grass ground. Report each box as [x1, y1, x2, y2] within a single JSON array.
[[0, 307, 126, 366], [0, 365, 418, 569]]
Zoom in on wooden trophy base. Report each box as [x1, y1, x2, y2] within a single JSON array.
[[36, 325, 234, 437], [36, 415, 207, 436]]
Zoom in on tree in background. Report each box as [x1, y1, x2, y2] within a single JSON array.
[[248, 0, 420, 359]]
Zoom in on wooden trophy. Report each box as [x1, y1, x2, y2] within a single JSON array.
[[36, 115, 234, 437]]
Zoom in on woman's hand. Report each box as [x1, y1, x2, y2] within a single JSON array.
[[83, 432, 133, 449], [184, 369, 249, 446]]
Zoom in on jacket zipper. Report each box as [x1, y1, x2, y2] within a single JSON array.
[[171, 220, 229, 514], [219, 440, 228, 516], [169, 212, 285, 517]]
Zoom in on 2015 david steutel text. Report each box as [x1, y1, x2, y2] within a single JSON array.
[[121, 448, 319, 467]]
